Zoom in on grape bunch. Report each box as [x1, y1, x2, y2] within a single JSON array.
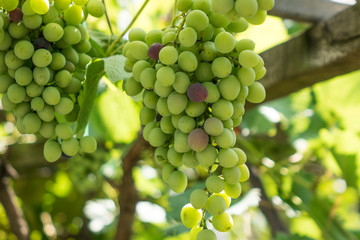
[[123, 0, 272, 238], [0, 0, 103, 162]]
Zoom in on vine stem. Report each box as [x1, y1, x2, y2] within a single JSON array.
[[102, 0, 113, 35], [106, 0, 151, 56], [172, 0, 178, 23]]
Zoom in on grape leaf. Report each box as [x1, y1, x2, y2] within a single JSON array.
[[75, 60, 105, 137], [103, 54, 131, 83]]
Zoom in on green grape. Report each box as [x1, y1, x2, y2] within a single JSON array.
[[232, 99, 245, 118], [196, 229, 216, 240], [255, 66, 267, 80], [162, 31, 176, 45], [32, 49, 52, 67], [62, 47, 79, 65], [214, 128, 234, 149], [225, 182, 242, 198], [55, 122, 73, 139], [173, 130, 191, 153], [124, 77, 143, 96], [159, 46, 178, 65], [43, 140, 62, 162], [128, 27, 146, 42], [86, 0, 105, 18], [218, 148, 238, 168], [246, 10, 267, 25], [236, 39, 255, 52], [156, 66, 175, 87], [239, 164, 250, 182], [139, 106, 156, 125], [193, 0, 211, 14], [26, 81, 44, 97], [186, 10, 209, 32], [143, 122, 156, 141], [200, 41, 217, 62], [54, 69, 71, 88], [154, 146, 168, 165], [156, 97, 171, 117], [223, 118, 233, 128], [0, 0, 19, 11], [202, 82, 220, 103], [211, 57, 232, 78], [235, 0, 258, 18], [199, 23, 214, 41], [196, 144, 217, 168], [22, 14, 42, 29], [154, 79, 173, 98], [160, 116, 175, 134], [65, 103, 80, 122], [190, 226, 202, 240], [212, 99, 234, 121], [62, 26, 82, 45], [64, 4, 83, 26], [212, 0, 233, 14], [14, 67, 33, 86], [161, 163, 174, 183], [218, 75, 241, 101], [209, 13, 230, 28], [80, 136, 97, 153], [37, 104, 55, 122], [206, 175, 225, 193], [204, 117, 223, 136], [185, 101, 206, 117], [128, 41, 149, 60], [29, 0, 50, 14], [63, 77, 82, 93], [42, 5, 60, 24], [145, 29, 162, 46], [5, 50, 24, 70], [39, 120, 56, 138], [214, 31, 235, 53], [73, 0, 88, 5], [237, 84, 248, 102], [195, 62, 214, 82], [222, 166, 241, 184], [43, 23, 64, 42], [247, 81, 265, 103], [51, 53, 66, 71], [148, 127, 167, 147], [132, 60, 151, 82], [232, 117, 242, 127], [0, 74, 14, 93], [167, 92, 188, 115], [14, 102, 31, 118], [77, 24, 89, 41], [61, 137, 79, 156], [178, 51, 198, 72], [179, 27, 197, 47], [225, 8, 241, 22], [22, 112, 41, 134], [14, 40, 34, 60], [181, 204, 201, 228], [74, 39, 91, 53], [7, 83, 26, 104], [190, 189, 208, 209], [212, 212, 233, 232], [182, 151, 198, 168], [167, 147, 183, 167], [258, 0, 274, 10], [206, 194, 227, 216], [177, 0, 193, 11], [143, 90, 159, 109], [238, 49, 259, 68], [237, 67, 255, 86], [1, 93, 16, 111], [168, 170, 188, 193], [173, 71, 190, 94], [30, 97, 45, 111], [227, 18, 249, 33], [178, 115, 196, 133], [0, 33, 12, 51], [171, 114, 183, 129], [33, 67, 50, 85], [78, 53, 91, 68], [124, 58, 135, 73]]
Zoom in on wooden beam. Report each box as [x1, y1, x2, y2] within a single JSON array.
[[269, 0, 353, 22], [258, 4, 360, 104]]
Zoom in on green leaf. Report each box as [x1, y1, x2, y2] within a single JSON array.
[[75, 60, 105, 136], [103, 55, 131, 83]]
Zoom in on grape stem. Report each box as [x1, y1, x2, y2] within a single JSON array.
[[172, 0, 178, 24], [102, 0, 114, 35], [172, 14, 186, 46], [106, 0, 151, 56]]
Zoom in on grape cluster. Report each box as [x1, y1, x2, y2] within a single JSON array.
[[123, 0, 272, 238], [0, 0, 103, 162]]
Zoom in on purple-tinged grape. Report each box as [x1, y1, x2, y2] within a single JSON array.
[[187, 83, 208, 103], [9, 8, 23, 22], [188, 128, 209, 152], [148, 43, 163, 60], [33, 37, 51, 50]]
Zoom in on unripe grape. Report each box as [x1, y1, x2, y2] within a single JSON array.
[[79, 136, 97, 153], [239, 164, 250, 182], [31, 97, 45, 111], [173, 130, 191, 153], [190, 226, 202, 240], [225, 182, 242, 198], [206, 175, 225, 193], [42, 87, 60, 105], [168, 170, 188, 193], [43, 140, 62, 162], [64, 4, 83, 26], [222, 166, 241, 184], [0, 74, 14, 93], [159, 46, 178, 65], [148, 127, 167, 147], [206, 194, 227, 216], [22, 112, 41, 134], [43, 23, 64, 42], [211, 57, 232, 78], [61, 137, 79, 156], [167, 147, 183, 167], [181, 204, 201, 228], [32, 49, 52, 67], [86, 0, 105, 18], [182, 151, 198, 168], [196, 229, 216, 240], [7, 83, 26, 104], [177, 0, 193, 11], [55, 122, 73, 139], [214, 128, 235, 148], [14, 40, 34, 60], [161, 163, 174, 183], [39, 121, 56, 138], [186, 10, 209, 32], [190, 189, 208, 209], [211, 212, 233, 232], [30, 0, 50, 14], [204, 117, 223, 136]]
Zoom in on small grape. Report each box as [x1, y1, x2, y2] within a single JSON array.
[[29, 0, 50, 14], [39, 121, 56, 138], [214, 31, 235, 53], [148, 43, 163, 60], [9, 8, 23, 22], [211, 212, 233, 232], [22, 112, 41, 134], [64, 4, 83, 26], [14, 102, 30, 118], [182, 151, 198, 168], [43, 140, 62, 162], [238, 50, 259, 68], [177, 0, 193, 11], [247, 81, 266, 103], [79, 136, 97, 153], [173, 130, 191, 153], [178, 115, 196, 133], [214, 128, 235, 148], [247, 10, 267, 25], [178, 51, 198, 72], [148, 127, 167, 147], [185, 101, 206, 117], [218, 75, 241, 101], [204, 117, 223, 136], [43, 23, 64, 42], [86, 0, 105, 18], [14, 40, 34, 60], [159, 46, 178, 65], [186, 10, 209, 32], [181, 204, 201, 228], [206, 194, 227, 216], [167, 92, 188, 115], [188, 128, 209, 152], [173, 71, 190, 94], [30, 97, 45, 111], [32, 49, 52, 67], [156, 66, 175, 87], [190, 189, 208, 209], [187, 83, 208, 102], [7, 83, 26, 103], [239, 164, 250, 182], [179, 27, 197, 47], [206, 175, 225, 193], [55, 122, 73, 139], [196, 229, 216, 240], [61, 137, 79, 156], [211, 57, 232, 78], [225, 182, 242, 198], [222, 166, 241, 184], [15, 66, 33, 86], [168, 170, 188, 193], [212, 99, 234, 121]]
